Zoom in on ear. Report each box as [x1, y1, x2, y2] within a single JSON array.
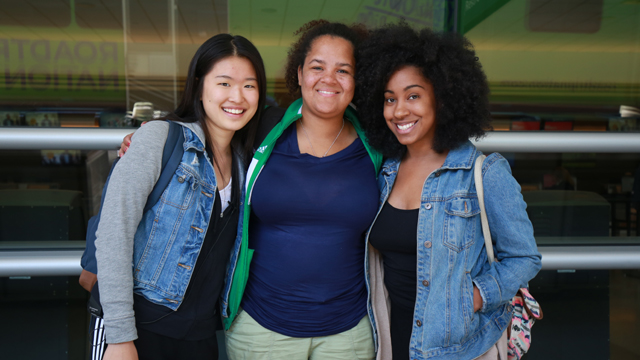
[[297, 65, 302, 87]]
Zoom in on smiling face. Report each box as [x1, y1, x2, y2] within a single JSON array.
[[384, 66, 437, 150], [297, 35, 355, 120], [200, 56, 259, 137]]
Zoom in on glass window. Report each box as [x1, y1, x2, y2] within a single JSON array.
[[0, 149, 115, 248], [506, 151, 640, 243], [527, 269, 640, 359], [461, 0, 640, 130]]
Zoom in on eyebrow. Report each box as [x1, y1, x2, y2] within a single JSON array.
[[309, 59, 354, 69], [215, 75, 258, 81], [384, 84, 425, 94]]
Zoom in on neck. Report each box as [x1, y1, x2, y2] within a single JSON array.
[[405, 140, 445, 162], [299, 104, 346, 138], [204, 122, 234, 187], [205, 125, 234, 157]]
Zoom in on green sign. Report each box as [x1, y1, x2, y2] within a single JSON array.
[[0, 38, 125, 103], [457, 0, 511, 34]]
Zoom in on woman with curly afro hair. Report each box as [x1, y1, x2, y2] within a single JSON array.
[[356, 24, 541, 359]]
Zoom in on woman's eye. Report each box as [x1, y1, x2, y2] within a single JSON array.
[[311, 66, 322, 71], [218, 82, 230, 87], [244, 84, 256, 89], [385, 98, 395, 104], [337, 69, 349, 74], [409, 94, 419, 100]]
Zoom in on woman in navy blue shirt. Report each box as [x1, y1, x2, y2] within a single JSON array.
[[223, 21, 381, 360]]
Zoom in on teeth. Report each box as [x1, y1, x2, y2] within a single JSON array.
[[223, 108, 244, 114], [397, 122, 416, 131], [318, 90, 337, 95]]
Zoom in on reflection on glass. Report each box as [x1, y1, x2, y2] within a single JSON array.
[[0, 149, 115, 250], [509, 152, 640, 243], [526, 269, 640, 359], [0, 276, 90, 359], [462, 0, 640, 130], [76, 0, 123, 30]]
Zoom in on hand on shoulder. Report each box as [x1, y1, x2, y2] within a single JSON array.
[[118, 121, 149, 157]]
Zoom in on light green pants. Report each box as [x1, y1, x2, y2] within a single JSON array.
[[225, 310, 375, 360]]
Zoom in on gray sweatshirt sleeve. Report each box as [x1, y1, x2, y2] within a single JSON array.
[[95, 121, 170, 344]]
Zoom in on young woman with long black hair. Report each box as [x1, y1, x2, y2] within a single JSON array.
[[95, 33, 266, 360]]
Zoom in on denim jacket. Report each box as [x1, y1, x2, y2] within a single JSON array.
[[96, 121, 246, 343], [132, 122, 245, 308], [366, 141, 541, 360]]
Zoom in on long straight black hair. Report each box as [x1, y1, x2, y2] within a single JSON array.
[[169, 33, 266, 168]]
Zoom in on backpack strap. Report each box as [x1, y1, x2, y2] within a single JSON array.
[[80, 158, 119, 273], [254, 106, 286, 150], [143, 121, 184, 212]]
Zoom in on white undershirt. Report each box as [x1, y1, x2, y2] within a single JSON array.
[[219, 177, 232, 213]]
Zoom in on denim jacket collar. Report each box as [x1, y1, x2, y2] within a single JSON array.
[[178, 121, 206, 153], [175, 121, 245, 188]]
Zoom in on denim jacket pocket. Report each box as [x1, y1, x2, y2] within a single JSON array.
[[160, 165, 199, 210], [443, 196, 480, 252], [462, 272, 476, 334]]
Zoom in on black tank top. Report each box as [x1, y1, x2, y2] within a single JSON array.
[[369, 201, 419, 360]]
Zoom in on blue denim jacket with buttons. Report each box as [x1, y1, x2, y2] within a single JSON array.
[[132, 123, 245, 309], [366, 141, 541, 360]]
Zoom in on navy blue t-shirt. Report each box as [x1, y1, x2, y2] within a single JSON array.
[[241, 123, 378, 337]]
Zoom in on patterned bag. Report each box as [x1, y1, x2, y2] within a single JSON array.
[[474, 155, 543, 360], [507, 288, 543, 359]]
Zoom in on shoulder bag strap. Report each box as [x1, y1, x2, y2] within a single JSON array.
[[474, 154, 495, 264]]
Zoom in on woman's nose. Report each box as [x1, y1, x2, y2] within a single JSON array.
[[394, 102, 410, 118]]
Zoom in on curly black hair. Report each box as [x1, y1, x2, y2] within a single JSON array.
[[284, 20, 368, 97], [354, 23, 491, 159]]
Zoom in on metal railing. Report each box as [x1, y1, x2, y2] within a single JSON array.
[[2, 246, 640, 277], [3, 127, 640, 152]]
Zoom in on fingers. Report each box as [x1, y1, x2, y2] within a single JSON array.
[[118, 145, 129, 158], [118, 133, 134, 157]]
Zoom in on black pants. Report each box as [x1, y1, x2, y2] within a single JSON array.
[[92, 325, 219, 360], [88, 286, 219, 360], [134, 327, 219, 360]]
